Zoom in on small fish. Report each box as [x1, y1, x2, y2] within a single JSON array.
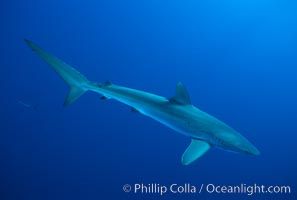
[[18, 100, 39, 111], [18, 100, 32, 108]]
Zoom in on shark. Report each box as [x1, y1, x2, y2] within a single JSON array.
[[25, 39, 260, 165]]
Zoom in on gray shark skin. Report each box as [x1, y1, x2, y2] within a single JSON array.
[[25, 39, 260, 165]]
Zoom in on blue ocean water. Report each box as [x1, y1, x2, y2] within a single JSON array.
[[1, 0, 297, 199]]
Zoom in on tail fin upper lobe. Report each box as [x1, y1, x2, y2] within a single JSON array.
[[25, 39, 89, 106]]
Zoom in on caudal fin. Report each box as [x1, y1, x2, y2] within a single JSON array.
[[25, 39, 90, 106]]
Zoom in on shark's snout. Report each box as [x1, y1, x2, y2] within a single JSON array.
[[234, 137, 261, 156], [217, 131, 261, 156], [244, 144, 261, 156]]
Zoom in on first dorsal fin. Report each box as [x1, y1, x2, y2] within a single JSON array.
[[170, 82, 191, 105]]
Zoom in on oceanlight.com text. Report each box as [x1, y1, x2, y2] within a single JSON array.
[[205, 183, 291, 196], [122, 183, 291, 196]]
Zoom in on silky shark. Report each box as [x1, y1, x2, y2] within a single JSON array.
[[25, 39, 260, 165]]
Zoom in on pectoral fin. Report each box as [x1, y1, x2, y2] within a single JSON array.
[[181, 139, 210, 165]]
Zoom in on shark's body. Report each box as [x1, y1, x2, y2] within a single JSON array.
[[25, 39, 260, 165]]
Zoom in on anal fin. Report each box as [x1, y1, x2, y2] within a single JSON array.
[[181, 139, 210, 165]]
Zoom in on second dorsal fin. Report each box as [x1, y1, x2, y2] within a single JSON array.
[[170, 82, 191, 105]]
